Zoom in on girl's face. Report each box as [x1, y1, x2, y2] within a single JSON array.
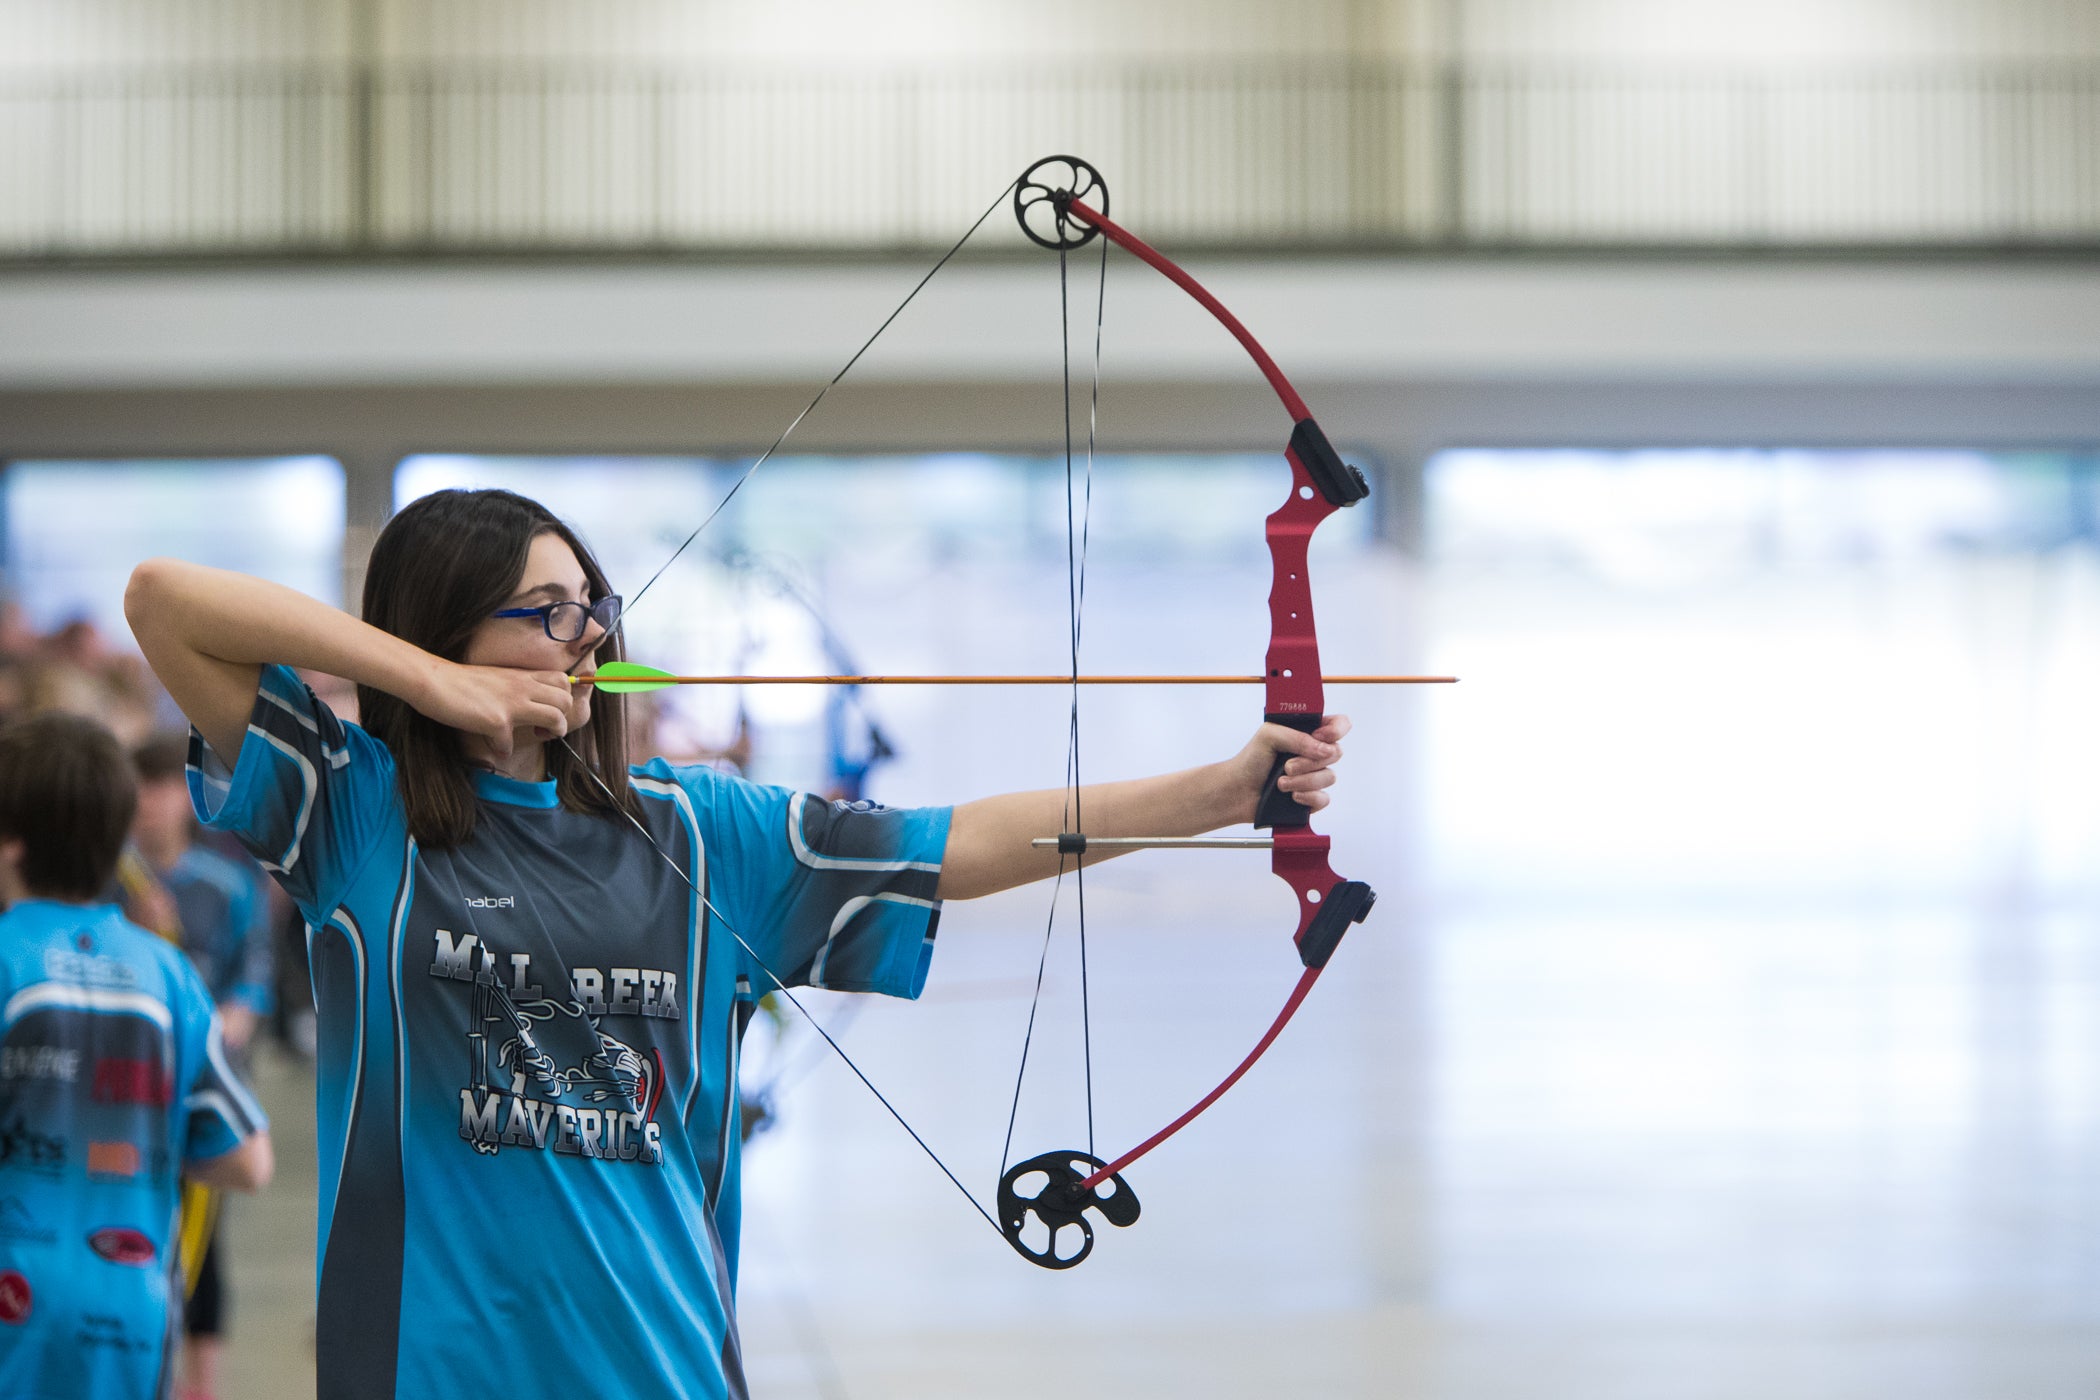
[[462, 531, 608, 741]]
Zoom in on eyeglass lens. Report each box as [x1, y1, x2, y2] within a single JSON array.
[[549, 596, 622, 641]]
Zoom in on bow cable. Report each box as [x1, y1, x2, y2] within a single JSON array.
[[557, 735, 1005, 1238], [613, 180, 1020, 631]]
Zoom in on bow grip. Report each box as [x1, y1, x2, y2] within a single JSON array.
[[1254, 712, 1323, 830]]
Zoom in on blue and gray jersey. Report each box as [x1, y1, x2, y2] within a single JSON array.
[[188, 664, 948, 1400], [0, 901, 264, 1400]]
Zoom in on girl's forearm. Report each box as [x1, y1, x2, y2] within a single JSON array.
[[938, 761, 1250, 901], [127, 558, 452, 761], [127, 558, 438, 702]]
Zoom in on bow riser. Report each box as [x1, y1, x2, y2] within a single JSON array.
[[1264, 447, 1336, 726]]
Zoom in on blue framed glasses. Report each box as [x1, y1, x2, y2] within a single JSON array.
[[492, 595, 622, 642]]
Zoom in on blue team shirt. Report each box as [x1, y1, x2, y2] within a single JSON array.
[[188, 665, 949, 1400], [0, 900, 265, 1400], [162, 846, 275, 1017]]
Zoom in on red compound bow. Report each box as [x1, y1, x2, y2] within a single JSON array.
[[993, 156, 1377, 1268]]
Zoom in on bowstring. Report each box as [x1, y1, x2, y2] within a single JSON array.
[[1079, 230, 1107, 1154], [567, 178, 1025, 1239], [999, 215, 1108, 1176]]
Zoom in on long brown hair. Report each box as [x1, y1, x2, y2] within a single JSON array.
[[358, 489, 637, 848]]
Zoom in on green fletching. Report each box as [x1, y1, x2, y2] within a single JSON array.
[[584, 661, 676, 693]]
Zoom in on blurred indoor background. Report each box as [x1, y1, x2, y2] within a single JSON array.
[[0, 1, 2096, 1397]]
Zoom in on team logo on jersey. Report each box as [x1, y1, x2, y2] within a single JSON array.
[[430, 929, 682, 1020], [85, 1142, 140, 1179], [0, 1271, 29, 1324], [86, 1227, 156, 1266], [455, 978, 666, 1166]]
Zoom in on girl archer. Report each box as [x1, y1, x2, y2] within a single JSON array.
[[125, 486, 1348, 1400]]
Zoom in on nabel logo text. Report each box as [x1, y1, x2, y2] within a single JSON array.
[[464, 896, 515, 909]]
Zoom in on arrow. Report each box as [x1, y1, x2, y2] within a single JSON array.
[[574, 661, 1457, 694]]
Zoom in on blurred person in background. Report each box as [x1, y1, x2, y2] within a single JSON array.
[[26, 619, 161, 748], [130, 732, 274, 1400], [0, 713, 271, 1400], [0, 588, 165, 747]]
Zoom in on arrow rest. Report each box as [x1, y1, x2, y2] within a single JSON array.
[[997, 1151, 1141, 1269]]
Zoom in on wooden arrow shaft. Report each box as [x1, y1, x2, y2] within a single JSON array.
[[575, 673, 1456, 686]]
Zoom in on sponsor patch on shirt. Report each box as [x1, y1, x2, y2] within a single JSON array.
[[0, 1197, 53, 1246], [85, 1142, 140, 1179], [86, 1227, 156, 1266], [0, 1046, 81, 1084], [40, 948, 138, 990], [91, 1059, 173, 1107], [0, 1271, 30, 1324], [0, 1117, 65, 1175]]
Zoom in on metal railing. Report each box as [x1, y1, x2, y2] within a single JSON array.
[[1, 60, 2095, 257]]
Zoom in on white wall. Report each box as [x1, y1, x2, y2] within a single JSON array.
[[0, 0, 1439, 68], [3, 1, 2095, 252], [7, 0, 2100, 67], [1460, 0, 2100, 62]]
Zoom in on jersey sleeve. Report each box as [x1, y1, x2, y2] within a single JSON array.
[[186, 663, 397, 926], [666, 765, 950, 999], [171, 956, 268, 1163]]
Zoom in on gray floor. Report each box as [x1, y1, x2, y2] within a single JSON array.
[[223, 884, 2100, 1399]]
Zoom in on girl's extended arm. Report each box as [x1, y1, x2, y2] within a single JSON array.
[[124, 559, 572, 765], [937, 716, 1347, 900]]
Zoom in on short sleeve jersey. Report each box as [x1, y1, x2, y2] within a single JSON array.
[[0, 900, 265, 1400], [187, 665, 949, 1400]]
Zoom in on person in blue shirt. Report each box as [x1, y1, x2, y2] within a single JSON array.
[[0, 712, 273, 1400], [123, 488, 1349, 1400], [130, 732, 277, 1400], [131, 736, 275, 1051]]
